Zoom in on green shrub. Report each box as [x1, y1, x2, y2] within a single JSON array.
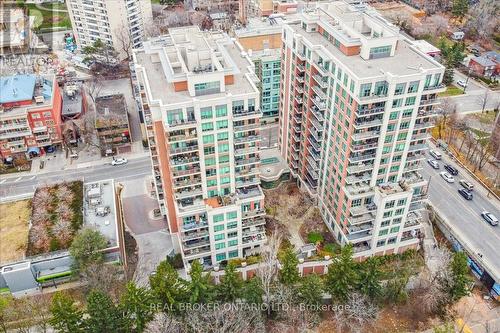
[[166, 253, 184, 269], [307, 232, 324, 244], [323, 242, 340, 254]]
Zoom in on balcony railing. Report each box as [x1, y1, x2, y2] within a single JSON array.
[[175, 188, 203, 200], [310, 107, 324, 122], [356, 106, 385, 117], [234, 123, 260, 132], [347, 163, 374, 174], [353, 118, 383, 129], [423, 83, 445, 91], [234, 135, 261, 144], [312, 75, 328, 88], [171, 156, 199, 166], [236, 157, 260, 166], [233, 109, 262, 118], [311, 85, 327, 100], [348, 153, 376, 163], [242, 209, 265, 219], [172, 167, 201, 177], [351, 142, 378, 152], [183, 239, 210, 249], [352, 130, 380, 141], [170, 145, 198, 155]]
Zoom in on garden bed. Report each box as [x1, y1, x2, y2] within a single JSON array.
[[0, 200, 31, 264], [26, 181, 84, 256]]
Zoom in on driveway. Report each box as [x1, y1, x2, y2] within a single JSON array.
[[121, 177, 172, 286]]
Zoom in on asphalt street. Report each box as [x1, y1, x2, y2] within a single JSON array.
[[448, 70, 500, 114], [421, 145, 500, 281], [0, 157, 152, 198]]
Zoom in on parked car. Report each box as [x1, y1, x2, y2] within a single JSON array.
[[429, 150, 442, 160], [459, 179, 474, 191], [444, 164, 459, 175], [481, 211, 499, 226], [456, 80, 468, 88], [458, 188, 473, 200], [440, 171, 455, 183], [111, 157, 128, 166], [427, 159, 439, 169]]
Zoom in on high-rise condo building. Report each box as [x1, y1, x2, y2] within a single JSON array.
[[132, 27, 266, 267], [279, 1, 445, 258], [66, 0, 152, 59]]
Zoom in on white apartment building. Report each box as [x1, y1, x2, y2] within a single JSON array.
[[66, 0, 152, 59], [279, 1, 445, 258], [132, 27, 266, 267]]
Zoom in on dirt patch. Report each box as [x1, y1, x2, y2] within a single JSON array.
[[0, 200, 31, 264], [124, 230, 138, 280]]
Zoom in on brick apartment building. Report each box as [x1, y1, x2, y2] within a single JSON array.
[[0, 74, 63, 161]]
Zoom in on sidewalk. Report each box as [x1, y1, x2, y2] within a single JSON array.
[[0, 141, 149, 180]]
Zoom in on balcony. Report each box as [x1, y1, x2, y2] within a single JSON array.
[[6, 138, 25, 147], [236, 167, 259, 177], [349, 152, 376, 163], [295, 86, 304, 94], [0, 130, 32, 140], [175, 187, 203, 200], [242, 217, 266, 228], [352, 130, 380, 141], [168, 118, 197, 129], [236, 157, 260, 167], [296, 63, 305, 72], [347, 230, 373, 242], [10, 145, 27, 153], [419, 98, 439, 106], [0, 122, 29, 131], [311, 85, 327, 100], [311, 98, 327, 111], [242, 232, 266, 245], [351, 141, 378, 152], [233, 109, 262, 118], [293, 114, 302, 124], [234, 123, 260, 132], [313, 60, 328, 75], [171, 156, 199, 166], [173, 176, 202, 188], [183, 238, 210, 249], [400, 230, 421, 242], [423, 83, 446, 92], [294, 96, 303, 105], [182, 229, 209, 241], [237, 186, 263, 200], [242, 226, 266, 238], [170, 145, 199, 155], [344, 182, 373, 198], [406, 153, 425, 162], [312, 75, 328, 88], [352, 242, 372, 254], [242, 209, 266, 219], [414, 122, 434, 130], [306, 154, 319, 170], [309, 129, 322, 142], [346, 172, 372, 184], [402, 171, 426, 185], [353, 118, 383, 129], [350, 202, 377, 216], [359, 93, 388, 101], [35, 134, 50, 141], [307, 135, 321, 151], [411, 132, 430, 141], [234, 135, 261, 144], [172, 166, 201, 177], [408, 143, 428, 152], [32, 126, 47, 134], [347, 163, 374, 174], [404, 211, 422, 229], [411, 192, 428, 202], [181, 220, 209, 231], [356, 106, 385, 117], [309, 117, 324, 131], [310, 107, 324, 122], [306, 164, 319, 180], [235, 146, 258, 155], [404, 163, 423, 172], [297, 51, 306, 61], [307, 146, 321, 161], [296, 75, 305, 84]]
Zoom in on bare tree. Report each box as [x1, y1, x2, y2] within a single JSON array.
[[437, 98, 457, 139], [115, 24, 134, 61], [85, 77, 103, 105], [145, 312, 185, 333], [256, 232, 281, 316], [80, 262, 125, 301], [185, 303, 265, 333], [477, 90, 491, 113], [333, 292, 379, 333]]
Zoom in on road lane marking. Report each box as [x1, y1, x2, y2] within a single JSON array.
[[29, 176, 36, 180], [0, 179, 6, 184], [14, 177, 22, 182]]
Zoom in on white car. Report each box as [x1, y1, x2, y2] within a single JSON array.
[[111, 157, 128, 166], [481, 211, 499, 226], [427, 159, 439, 169], [440, 171, 455, 183], [456, 80, 467, 88]]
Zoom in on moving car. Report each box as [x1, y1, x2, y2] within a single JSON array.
[[111, 157, 128, 166], [481, 211, 499, 226], [429, 150, 442, 160], [440, 171, 455, 183], [427, 159, 439, 169], [444, 164, 458, 175], [456, 80, 467, 88], [458, 188, 473, 200], [459, 179, 474, 191]]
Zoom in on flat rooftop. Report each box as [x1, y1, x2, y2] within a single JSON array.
[[135, 29, 259, 105], [259, 147, 290, 181], [83, 180, 118, 248], [61, 83, 83, 117], [289, 22, 441, 78], [0, 74, 36, 103], [234, 15, 301, 38]]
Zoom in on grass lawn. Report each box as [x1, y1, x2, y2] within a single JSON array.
[[472, 110, 498, 125], [17, 1, 71, 31], [470, 128, 491, 146], [438, 85, 464, 97], [0, 200, 31, 265]]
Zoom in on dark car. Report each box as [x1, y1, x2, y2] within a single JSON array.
[[444, 164, 458, 175], [458, 188, 473, 200]]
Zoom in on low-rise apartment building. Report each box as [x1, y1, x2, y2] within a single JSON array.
[[133, 27, 266, 267], [0, 74, 63, 160], [279, 1, 445, 258]]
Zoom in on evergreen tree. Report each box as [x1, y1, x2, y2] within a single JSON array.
[[452, 0, 469, 18], [243, 277, 264, 305], [217, 262, 243, 302], [85, 290, 125, 333], [49, 292, 84, 333], [69, 228, 108, 270], [279, 247, 300, 285], [120, 282, 157, 333], [187, 260, 214, 304], [324, 245, 358, 302], [149, 260, 187, 312], [298, 273, 324, 306], [449, 252, 472, 301], [358, 257, 383, 300]]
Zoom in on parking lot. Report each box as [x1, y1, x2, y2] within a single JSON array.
[[422, 143, 500, 281]]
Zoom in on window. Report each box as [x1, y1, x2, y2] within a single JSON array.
[[214, 225, 224, 232], [228, 250, 238, 258], [390, 226, 400, 233], [220, 166, 230, 174], [207, 179, 217, 187], [407, 81, 419, 93], [383, 211, 393, 218], [219, 155, 229, 163], [392, 99, 403, 108], [389, 111, 399, 120], [217, 132, 228, 141], [360, 83, 371, 97], [167, 109, 183, 125], [215, 234, 225, 241], [205, 157, 216, 166], [216, 120, 228, 129], [394, 83, 406, 95], [220, 177, 230, 184], [203, 134, 214, 144], [215, 242, 225, 250], [216, 253, 226, 261], [226, 211, 237, 220], [218, 143, 229, 153], [405, 96, 416, 106], [202, 122, 214, 132], [385, 201, 395, 209], [227, 221, 237, 229], [200, 107, 213, 119], [381, 220, 390, 227], [195, 81, 220, 96], [379, 229, 388, 236], [369, 45, 391, 59], [215, 105, 227, 117], [388, 237, 397, 244], [228, 239, 238, 247], [397, 199, 406, 206], [395, 208, 404, 216], [377, 240, 386, 247], [213, 214, 224, 223]]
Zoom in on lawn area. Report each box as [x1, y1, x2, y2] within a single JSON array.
[[438, 85, 464, 97], [17, 1, 71, 31], [0, 200, 31, 265], [470, 128, 491, 146], [471, 110, 498, 125]]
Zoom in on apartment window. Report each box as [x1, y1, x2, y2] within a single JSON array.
[[217, 132, 229, 141], [393, 217, 402, 224], [194, 81, 220, 96], [390, 226, 400, 233], [219, 155, 229, 163], [204, 147, 215, 155], [203, 135, 214, 144], [226, 211, 237, 220], [390, 165, 399, 173], [387, 237, 397, 244], [424, 74, 432, 88], [216, 253, 226, 261], [232, 100, 244, 113], [405, 96, 416, 106], [214, 225, 224, 232], [377, 240, 386, 247], [167, 109, 183, 125], [400, 122, 410, 130], [218, 143, 229, 153], [381, 220, 390, 227], [220, 166, 230, 174], [228, 240, 238, 247], [215, 105, 227, 117], [200, 107, 213, 119], [215, 242, 225, 250], [407, 81, 419, 93], [369, 45, 391, 59], [385, 200, 395, 209], [227, 221, 237, 229], [394, 83, 406, 95], [395, 143, 405, 152], [387, 124, 396, 132], [205, 157, 216, 166], [228, 250, 238, 258], [379, 229, 388, 236], [216, 120, 228, 129], [213, 214, 224, 223], [397, 132, 407, 141], [397, 199, 407, 206], [392, 99, 403, 108], [207, 179, 217, 187], [389, 111, 399, 120], [208, 190, 218, 197], [395, 208, 404, 216], [383, 211, 393, 218], [220, 177, 230, 184], [215, 234, 225, 241], [382, 146, 391, 154], [202, 122, 214, 132]]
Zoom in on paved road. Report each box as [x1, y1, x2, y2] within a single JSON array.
[[421, 144, 500, 281], [447, 70, 500, 114], [0, 157, 152, 198]]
